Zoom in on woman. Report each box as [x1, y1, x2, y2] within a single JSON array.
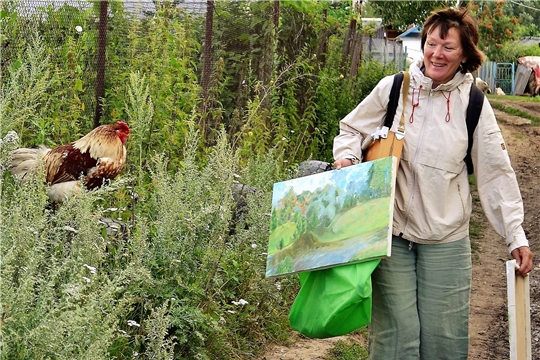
[[333, 7, 533, 360]]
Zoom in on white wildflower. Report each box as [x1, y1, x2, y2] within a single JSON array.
[[0, 131, 19, 146], [83, 264, 97, 274], [275, 283, 282, 290], [127, 320, 140, 327], [232, 299, 248, 306], [226, 310, 236, 314], [251, 243, 257, 249], [75, 26, 83, 33], [63, 226, 78, 233], [82, 277, 91, 283]]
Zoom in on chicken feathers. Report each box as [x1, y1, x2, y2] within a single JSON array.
[[10, 121, 130, 202]]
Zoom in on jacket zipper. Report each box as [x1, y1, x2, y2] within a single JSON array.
[[400, 88, 433, 235]]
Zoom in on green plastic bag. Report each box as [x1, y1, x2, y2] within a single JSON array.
[[289, 259, 381, 338]]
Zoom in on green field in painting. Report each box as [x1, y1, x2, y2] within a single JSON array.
[[268, 196, 391, 255], [267, 222, 296, 253], [321, 197, 390, 242]]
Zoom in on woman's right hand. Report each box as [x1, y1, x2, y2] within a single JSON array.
[[333, 158, 355, 170]]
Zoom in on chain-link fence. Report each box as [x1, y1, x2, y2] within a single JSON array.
[[3, 0, 406, 164]]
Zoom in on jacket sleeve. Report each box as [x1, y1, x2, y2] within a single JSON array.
[[472, 100, 529, 253], [333, 75, 395, 162]]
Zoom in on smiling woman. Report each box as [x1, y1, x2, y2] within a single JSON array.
[[332, 6, 533, 360], [419, 6, 485, 88], [423, 28, 464, 87]]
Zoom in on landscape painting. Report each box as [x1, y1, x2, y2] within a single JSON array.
[[266, 156, 397, 278]]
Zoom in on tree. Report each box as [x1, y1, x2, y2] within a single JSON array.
[[366, 0, 448, 31], [471, 0, 520, 61], [501, 0, 540, 37]]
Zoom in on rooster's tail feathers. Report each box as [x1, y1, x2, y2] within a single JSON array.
[[9, 146, 50, 180]]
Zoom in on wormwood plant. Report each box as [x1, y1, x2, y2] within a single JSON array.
[[1, 126, 296, 359], [1, 1, 400, 357], [0, 177, 123, 359], [124, 72, 155, 175], [104, 1, 202, 170], [0, 34, 52, 142]]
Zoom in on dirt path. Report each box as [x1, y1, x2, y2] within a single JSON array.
[[260, 98, 540, 360]]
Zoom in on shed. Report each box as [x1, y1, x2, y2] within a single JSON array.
[[515, 56, 540, 95], [395, 25, 422, 63]]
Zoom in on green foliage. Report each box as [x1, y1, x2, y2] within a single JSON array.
[[315, 55, 397, 162], [471, 1, 520, 62], [1, 126, 298, 359], [102, 1, 202, 168], [1, 0, 402, 357], [324, 338, 368, 360], [496, 43, 540, 63], [489, 100, 540, 125], [0, 34, 52, 142], [124, 72, 155, 177], [367, 0, 448, 31]]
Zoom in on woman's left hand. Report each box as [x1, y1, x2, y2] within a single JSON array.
[[511, 246, 534, 276]]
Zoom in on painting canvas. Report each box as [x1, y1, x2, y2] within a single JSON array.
[[266, 156, 398, 278]]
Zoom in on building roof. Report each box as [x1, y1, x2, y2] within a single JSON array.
[[516, 36, 540, 46], [395, 25, 421, 41]]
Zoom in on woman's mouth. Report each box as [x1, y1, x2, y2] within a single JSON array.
[[431, 62, 446, 67]]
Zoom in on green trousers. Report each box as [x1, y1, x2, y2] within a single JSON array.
[[369, 235, 472, 360]]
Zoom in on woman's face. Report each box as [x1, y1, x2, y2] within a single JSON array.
[[423, 26, 467, 87]]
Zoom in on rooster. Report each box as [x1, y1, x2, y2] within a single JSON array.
[[9, 121, 130, 203]]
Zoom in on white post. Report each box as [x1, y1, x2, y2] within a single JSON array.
[[506, 259, 531, 360]]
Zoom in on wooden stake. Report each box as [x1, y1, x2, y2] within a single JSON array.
[[506, 259, 531, 360]]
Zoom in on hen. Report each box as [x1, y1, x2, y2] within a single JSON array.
[[10, 121, 130, 203]]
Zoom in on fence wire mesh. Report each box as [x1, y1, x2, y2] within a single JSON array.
[[2, 0, 405, 162]]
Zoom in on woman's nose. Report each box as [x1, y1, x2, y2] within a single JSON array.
[[433, 46, 443, 57]]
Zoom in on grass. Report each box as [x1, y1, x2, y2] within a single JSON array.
[[325, 340, 368, 360], [324, 327, 369, 360], [488, 96, 540, 126], [487, 94, 540, 103]]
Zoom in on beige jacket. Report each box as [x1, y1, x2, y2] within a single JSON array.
[[333, 61, 528, 253]]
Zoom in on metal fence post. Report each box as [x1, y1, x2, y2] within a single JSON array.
[[94, 0, 108, 128]]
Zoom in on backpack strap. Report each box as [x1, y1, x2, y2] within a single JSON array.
[[465, 83, 484, 174], [382, 72, 405, 128]]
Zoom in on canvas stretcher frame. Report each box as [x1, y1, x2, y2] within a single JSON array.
[[506, 259, 531, 360]]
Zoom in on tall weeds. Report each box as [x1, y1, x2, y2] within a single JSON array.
[[1, 1, 398, 358], [0, 34, 52, 141]]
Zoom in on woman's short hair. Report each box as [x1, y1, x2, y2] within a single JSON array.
[[420, 7, 485, 73]]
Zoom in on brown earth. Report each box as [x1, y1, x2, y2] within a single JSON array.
[[260, 97, 540, 360]]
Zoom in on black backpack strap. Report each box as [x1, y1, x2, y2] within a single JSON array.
[[465, 83, 484, 174], [383, 72, 404, 128]]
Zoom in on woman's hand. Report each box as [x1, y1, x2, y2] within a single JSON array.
[[333, 158, 355, 170], [511, 246, 534, 276]]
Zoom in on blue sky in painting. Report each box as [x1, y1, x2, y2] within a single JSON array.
[[272, 162, 373, 207]]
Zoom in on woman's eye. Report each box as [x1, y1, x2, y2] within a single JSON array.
[[445, 46, 454, 51]]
